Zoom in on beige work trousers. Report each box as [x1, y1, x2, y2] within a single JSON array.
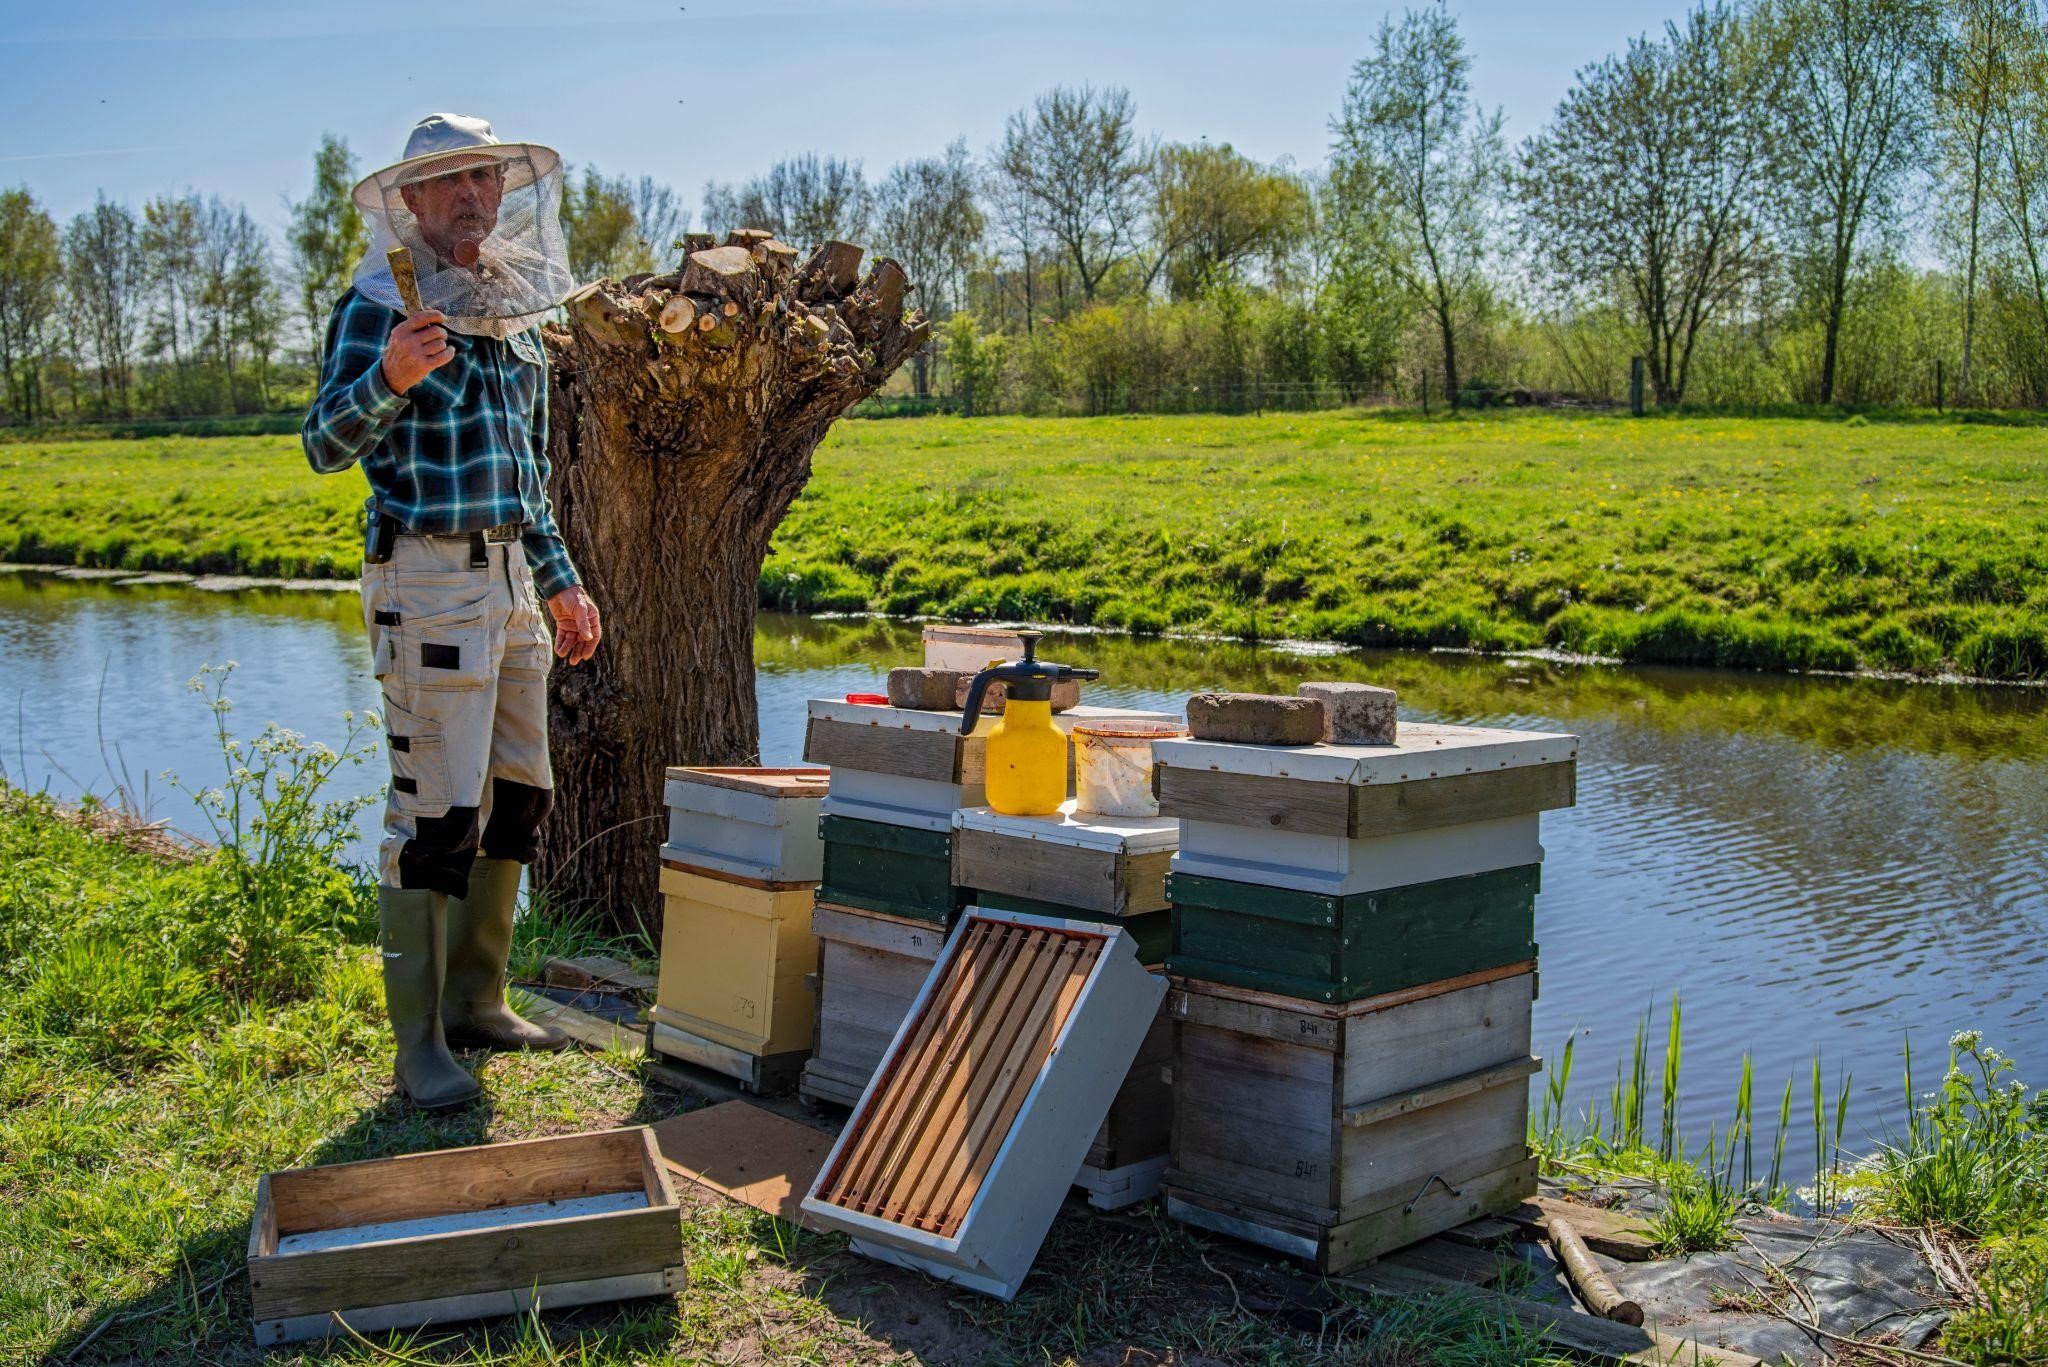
[[362, 536, 554, 892]]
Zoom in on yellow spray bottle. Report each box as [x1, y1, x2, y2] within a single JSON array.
[[958, 632, 1101, 816]]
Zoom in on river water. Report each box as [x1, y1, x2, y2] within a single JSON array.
[[4, 567, 2044, 1162]]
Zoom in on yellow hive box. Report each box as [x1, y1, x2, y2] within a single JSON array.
[[651, 865, 819, 1079]]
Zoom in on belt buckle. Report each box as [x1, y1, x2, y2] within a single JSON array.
[[483, 523, 523, 545]]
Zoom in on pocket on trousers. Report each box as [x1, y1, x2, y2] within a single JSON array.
[[397, 599, 495, 691], [381, 694, 451, 815]]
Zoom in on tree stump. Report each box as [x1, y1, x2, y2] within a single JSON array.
[[535, 239, 929, 932]]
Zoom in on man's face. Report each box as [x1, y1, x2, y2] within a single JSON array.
[[399, 160, 504, 262]]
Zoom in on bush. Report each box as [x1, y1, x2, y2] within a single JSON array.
[[1957, 621, 2048, 681]]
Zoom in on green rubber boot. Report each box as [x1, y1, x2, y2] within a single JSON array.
[[377, 887, 483, 1111], [443, 857, 570, 1052]]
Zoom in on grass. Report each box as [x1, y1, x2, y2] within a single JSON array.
[[0, 681, 1586, 1367], [4, 407, 2047, 677], [1532, 1000, 2048, 1361]]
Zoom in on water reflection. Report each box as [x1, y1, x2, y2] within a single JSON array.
[[4, 571, 2044, 1157]]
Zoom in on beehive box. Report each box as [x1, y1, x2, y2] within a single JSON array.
[[1163, 967, 1539, 1275], [818, 814, 963, 925], [247, 1129, 683, 1345], [1154, 723, 1575, 895], [1166, 864, 1541, 1003], [801, 901, 949, 1109], [803, 910, 1165, 1300], [806, 700, 1181, 830], [649, 863, 818, 1092], [661, 766, 829, 883]]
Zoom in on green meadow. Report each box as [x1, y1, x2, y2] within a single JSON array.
[[4, 408, 2045, 678]]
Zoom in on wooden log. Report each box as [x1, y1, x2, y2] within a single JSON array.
[[658, 294, 699, 334], [798, 240, 864, 300], [757, 239, 800, 284], [1551, 1215, 1645, 1326], [725, 227, 776, 250], [680, 245, 762, 300], [681, 231, 716, 254], [1500, 1195, 1659, 1261], [868, 258, 910, 319]]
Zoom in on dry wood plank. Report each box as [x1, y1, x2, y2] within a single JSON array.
[[1552, 1214, 1645, 1325], [932, 937, 1091, 1232], [1155, 765, 1352, 837], [248, 1202, 678, 1321], [1439, 1216, 1521, 1250], [1343, 1056, 1542, 1128], [1502, 1196, 1659, 1262], [264, 1129, 646, 1235], [543, 955, 658, 996], [1348, 762, 1576, 837], [1380, 1234, 1516, 1286], [802, 716, 975, 785], [898, 934, 1065, 1231], [519, 995, 649, 1057]]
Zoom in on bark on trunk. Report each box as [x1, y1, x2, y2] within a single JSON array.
[[533, 233, 930, 933]]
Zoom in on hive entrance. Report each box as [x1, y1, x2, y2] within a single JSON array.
[[813, 920, 1102, 1237]]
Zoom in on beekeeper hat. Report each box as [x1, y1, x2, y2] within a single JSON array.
[[351, 113, 560, 209]]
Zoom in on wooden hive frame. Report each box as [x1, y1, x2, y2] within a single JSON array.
[[803, 908, 1165, 1300]]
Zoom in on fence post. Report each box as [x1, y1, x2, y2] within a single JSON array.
[[1630, 357, 1646, 417], [1421, 370, 1431, 416], [1936, 360, 1945, 414]]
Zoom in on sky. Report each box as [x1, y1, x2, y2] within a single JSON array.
[[1, 0, 1698, 242]]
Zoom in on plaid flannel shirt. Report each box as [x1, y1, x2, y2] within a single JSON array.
[[301, 287, 580, 598]]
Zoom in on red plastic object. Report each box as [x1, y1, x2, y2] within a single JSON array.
[[845, 693, 889, 705]]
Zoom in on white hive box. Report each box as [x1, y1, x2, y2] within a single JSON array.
[[1154, 724, 1577, 896], [660, 766, 829, 884], [806, 700, 1179, 832], [802, 908, 1166, 1300]]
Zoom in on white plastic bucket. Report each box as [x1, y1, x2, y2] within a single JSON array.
[[1072, 722, 1188, 818]]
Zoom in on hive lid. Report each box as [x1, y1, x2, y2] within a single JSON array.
[[1153, 722, 1577, 786], [663, 766, 831, 797], [806, 698, 1178, 735], [953, 801, 1180, 855]]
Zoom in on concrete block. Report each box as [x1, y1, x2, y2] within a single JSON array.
[[887, 667, 966, 711], [1297, 682, 1398, 744], [1185, 692, 1326, 746]]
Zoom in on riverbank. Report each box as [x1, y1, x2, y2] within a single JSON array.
[[5, 772, 2040, 1364], [3, 410, 2043, 679]]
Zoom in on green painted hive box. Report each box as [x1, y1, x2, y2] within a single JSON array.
[[817, 813, 963, 925], [1166, 864, 1540, 1003]]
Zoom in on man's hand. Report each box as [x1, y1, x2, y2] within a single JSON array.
[[382, 311, 453, 393], [547, 586, 602, 665]]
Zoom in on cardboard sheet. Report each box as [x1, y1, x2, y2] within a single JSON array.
[[651, 1101, 833, 1226]]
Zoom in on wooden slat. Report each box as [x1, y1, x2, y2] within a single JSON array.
[[1343, 1056, 1542, 1128], [804, 717, 979, 785], [1501, 1195, 1660, 1262], [1348, 761, 1575, 837], [1155, 764, 1351, 836], [264, 1129, 645, 1235]]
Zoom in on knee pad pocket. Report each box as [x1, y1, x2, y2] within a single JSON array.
[[398, 805, 481, 897], [481, 779, 553, 864]]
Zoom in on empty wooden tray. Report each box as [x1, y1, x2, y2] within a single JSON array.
[[803, 907, 1164, 1299], [247, 1128, 684, 1345]]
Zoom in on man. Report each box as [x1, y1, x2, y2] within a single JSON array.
[[303, 113, 601, 1110]]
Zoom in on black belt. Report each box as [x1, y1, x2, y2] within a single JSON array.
[[370, 517, 527, 568]]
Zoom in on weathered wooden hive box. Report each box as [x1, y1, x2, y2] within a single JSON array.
[[951, 802, 1179, 1207], [651, 767, 828, 1092], [1154, 720, 1574, 1273], [801, 901, 949, 1109], [660, 765, 829, 883], [1155, 724, 1575, 1002], [803, 910, 1165, 1301], [1163, 967, 1541, 1274], [247, 1129, 683, 1345]]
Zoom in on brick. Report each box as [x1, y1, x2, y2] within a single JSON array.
[[1185, 692, 1326, 746], [887, 667, 966, 711], [1297, 682, 1398, 744]]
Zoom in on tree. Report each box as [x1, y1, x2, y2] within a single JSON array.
[[1518, 4, 1775, 405], [0, 188, 62, 422], [533, 236, 928, 929], [875, 140, 984, 394], [1936, 0, 2033, 403], [140, 195, 204, 411], [702, 155, 873, 247], [288, 134, 368, 361], [1989, 16, 2048, 363], [63, 197, 144, 417], [996, 85, 1151, 303], [1756, 0, 1936, 403], [1332, 8, 1504, 408], [1145, 142, 1309, 299], [630, 176, 690, 266], [562, 166, 658, 284]]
